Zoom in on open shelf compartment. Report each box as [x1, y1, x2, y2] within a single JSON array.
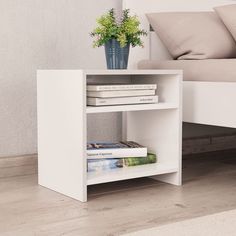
[[86, 70, 181, 113], [87, 108, 181, 187]]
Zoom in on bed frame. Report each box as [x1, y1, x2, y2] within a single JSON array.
[[124, 0, 236, 128]]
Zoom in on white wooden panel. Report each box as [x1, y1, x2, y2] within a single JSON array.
[[37, 70, 87, 202], [38, 69, 182, 201], [87, 103, 178, 114], [87, 163, 178, 185], [184, 82, 236, 128], [85, 69, 181, 75], [125, 73, 182, 185]]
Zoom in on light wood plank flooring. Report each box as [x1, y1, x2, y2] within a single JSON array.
[[1, 150, 236, 236]]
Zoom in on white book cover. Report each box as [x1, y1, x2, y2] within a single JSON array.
[[87, 141, 147, 159], [87, 89, 156, 98], [87, 95, 158, 106], [87, 84, 157, 91]]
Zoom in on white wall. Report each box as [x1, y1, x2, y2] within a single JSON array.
[[0, 0, 122, 157], [1, 0, 234, 157]]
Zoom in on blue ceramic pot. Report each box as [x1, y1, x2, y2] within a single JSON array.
[[105, 39, 130, 69]]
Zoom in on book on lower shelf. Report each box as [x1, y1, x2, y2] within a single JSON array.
[[87, 141, 147, 159], [87, 153, 157, 172]]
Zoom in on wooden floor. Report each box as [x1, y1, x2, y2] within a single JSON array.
[[1, 150, 236, 236]]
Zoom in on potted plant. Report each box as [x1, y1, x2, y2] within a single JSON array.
[[91, 9, 147, 69]]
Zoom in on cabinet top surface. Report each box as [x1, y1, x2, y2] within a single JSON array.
[[84, 69, 183, 75], [37, 69, 183, 76]]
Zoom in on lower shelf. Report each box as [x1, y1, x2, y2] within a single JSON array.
[[87, 162, 178, 185]]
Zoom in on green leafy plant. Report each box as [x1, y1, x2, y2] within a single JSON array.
[[91, 9, 147, 48]]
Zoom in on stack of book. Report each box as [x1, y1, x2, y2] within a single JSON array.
[[86, 84, 158, 106], [87, 141, 157, 172]]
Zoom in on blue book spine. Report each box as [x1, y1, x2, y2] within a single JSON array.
[[87, 159, 123, 172]]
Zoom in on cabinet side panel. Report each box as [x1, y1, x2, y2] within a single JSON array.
[[37, 70, 86, 202], [126, 74, 182, 185]]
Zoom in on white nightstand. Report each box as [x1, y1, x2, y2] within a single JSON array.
[[37, 69, 183, 202]]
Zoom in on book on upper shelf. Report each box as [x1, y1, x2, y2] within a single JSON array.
[[87, 153, 157, 172], [87, 84, 157, 91], [87, 95, 158, 106], [87, 89, 156, 98], [87, 141, 147, 159]]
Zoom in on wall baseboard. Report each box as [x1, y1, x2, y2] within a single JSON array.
[[0, 154, 37, 178], [1, 133, 236, 178]]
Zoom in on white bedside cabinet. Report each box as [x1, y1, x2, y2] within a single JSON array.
[[37, 69, 183, 202]]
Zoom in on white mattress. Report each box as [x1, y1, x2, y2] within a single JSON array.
[[138, 59, 236, 82]]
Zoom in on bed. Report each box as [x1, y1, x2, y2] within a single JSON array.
[[123, 0, 236, 128]]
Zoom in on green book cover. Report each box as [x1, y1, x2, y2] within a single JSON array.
[[124, 153, 157, 167]]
